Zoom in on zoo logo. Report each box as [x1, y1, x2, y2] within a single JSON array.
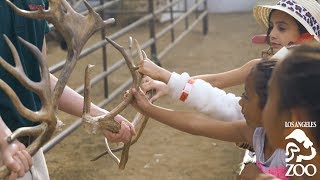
[[285, 129, 317, 177]]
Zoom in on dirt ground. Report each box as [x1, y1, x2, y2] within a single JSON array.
[[44, 12, 265, 180]]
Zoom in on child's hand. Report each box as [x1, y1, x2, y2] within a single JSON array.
[[141, 76, 169, 102], [138, 59, 171, 83], [130, 88, 152, 114]]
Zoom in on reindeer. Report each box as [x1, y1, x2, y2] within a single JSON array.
[[0, 0, 149, 177]]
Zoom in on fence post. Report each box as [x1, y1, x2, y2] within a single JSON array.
[[184, 0, 189, 29], [148, 0, 161, 66], [195, 0, 199, 18], [202, 0, 208, 35], [100, 0, 108, 97], [169, 0, 175, 42]]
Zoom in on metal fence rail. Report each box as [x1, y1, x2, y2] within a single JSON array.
[[43, 0, 208, 153]]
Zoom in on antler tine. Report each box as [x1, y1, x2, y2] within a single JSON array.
[[0, 79, 40, 121], [128, 37, 133, 58], [3, 35, 22, 68], [82, 0, 115, 26], [61, 0, 76, 13], [83, 0, 94, 14], [5, 0, 49, 20], [81, 65, 121, 134], [134, 39, 144, 66], [83, 64, 94, 115], [0, 36, 52, 122], [17, 37, 51, 87], [1, 35, 39, 91], [105, 37, 138, 74]]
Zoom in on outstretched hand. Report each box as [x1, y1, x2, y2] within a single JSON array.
[[138, 58, 171, 83], [141, 76, 169, 102], [130, 88, 153, 115]]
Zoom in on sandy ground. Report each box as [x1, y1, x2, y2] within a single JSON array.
[[44, 12, 265, 179]]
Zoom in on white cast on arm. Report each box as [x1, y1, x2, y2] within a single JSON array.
[[167, 72, 244, 121]]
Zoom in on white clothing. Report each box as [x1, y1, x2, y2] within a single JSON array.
[[19, 148, 50, 180], [167, 72, 244, 121]]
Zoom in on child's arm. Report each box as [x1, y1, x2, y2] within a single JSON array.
[[167, 72, 243, 121], [138, 58, 261, 88], [131, 88, 254, 144], [192, 59, 261, 88], [138, 60, 244, 121]]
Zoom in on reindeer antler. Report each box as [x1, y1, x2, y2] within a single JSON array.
[[5, 0, 115, 103], [0, 35, 57, 177], [5, 0, 114, 54], [0, 0, 115, 177], [82, 37, 151, 169]]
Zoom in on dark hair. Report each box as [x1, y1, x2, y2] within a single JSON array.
[[251, 60, 277, 108], [277, 45, 320, 140]]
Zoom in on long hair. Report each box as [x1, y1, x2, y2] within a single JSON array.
[[261, 10, 308, 58]]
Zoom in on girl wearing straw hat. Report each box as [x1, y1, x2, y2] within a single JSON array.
[[136, 0, 320, 130], [193, 0, 320, 86], [140, 0, 320, 101]]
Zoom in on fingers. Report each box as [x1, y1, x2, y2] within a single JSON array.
[[20, 150, 33, 168], [141, 81, 153, 93], [2, 141, 33, 178], [12, 155, 24, 177], [16, 151, 29, 174], [104, 122, 131, 143], [12, 150, 32, 178], [7, 172, 18, 180], [6, 156, 20, 175], [149, 93, 161, 103], [119, 121, 132, 143], [126, 122, 136, 136], [131, 88, 145, 99], [142, 76, 152, 83]]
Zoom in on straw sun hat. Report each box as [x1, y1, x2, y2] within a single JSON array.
[[253, 0, 320, 42]]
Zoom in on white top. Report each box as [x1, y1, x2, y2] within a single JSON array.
[[167, 72, 244, 121]]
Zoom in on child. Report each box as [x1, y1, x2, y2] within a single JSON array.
[[141, 0, 320, 100], [131, 60, 288, 179], [262, 44, 320, 179]]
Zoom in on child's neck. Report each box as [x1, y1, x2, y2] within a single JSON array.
[[263, 135, 276, 160]]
